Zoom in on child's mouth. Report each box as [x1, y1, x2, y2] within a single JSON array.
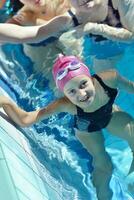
[[80, 95, 90, 102]]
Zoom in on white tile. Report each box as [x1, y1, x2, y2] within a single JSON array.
[[9, 165, 45, 200], [16, 189, 30, 200], [0, 128, 30, 165], [34, 174, 49, 199], [2, 144, 40, 190], [0, 144, 4, 159], [0, 113, 23, 146], [17, 189, 49, 200], [0, 153, 19, 200]]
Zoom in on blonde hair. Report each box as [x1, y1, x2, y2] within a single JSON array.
[[44, 0, 71, 16], [17, 0, 71, 25]]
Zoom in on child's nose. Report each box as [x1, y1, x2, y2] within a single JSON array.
[[78, 89, 86, 99]]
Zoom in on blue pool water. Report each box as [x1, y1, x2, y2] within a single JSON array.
[[1, 42, 134, 200], [1, 7, 134, 200]]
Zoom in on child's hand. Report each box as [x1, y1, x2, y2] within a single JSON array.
[[13, 10, 36, 26], [13, 13, 27, 25], [83, 22, 98, 35], [68, 28, 83, 39]]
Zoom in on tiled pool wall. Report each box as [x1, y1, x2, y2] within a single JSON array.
[[0, 106, 51, 200]]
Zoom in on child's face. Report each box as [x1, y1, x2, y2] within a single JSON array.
[[70, 0, 99, 12], [20, 0, 45, 7], [64, 75, 95, 109]]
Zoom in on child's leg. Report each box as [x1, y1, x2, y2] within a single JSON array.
[[106, 106, 134, 174], [75, 130, 113, 200]]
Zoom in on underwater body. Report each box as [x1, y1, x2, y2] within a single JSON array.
[[1, 3, 134, 200]]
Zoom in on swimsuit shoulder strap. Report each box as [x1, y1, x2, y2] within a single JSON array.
[[67, 9, 81, 27], [76, 74, 118, 117], [108, 0, 113, 7], [104, 0, 122, 28], [93, 74, 110, 91], [93, 74, 118, 99]]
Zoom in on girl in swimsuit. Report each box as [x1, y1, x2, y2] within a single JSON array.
[[1, 54, 134, 200], [74, 0, 134, 43], [57, 0, 134, 72]]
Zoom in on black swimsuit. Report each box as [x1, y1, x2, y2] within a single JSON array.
[[68, 10, 81, 26], [74, 74, 118, 132], [104, 0, 122, 28]]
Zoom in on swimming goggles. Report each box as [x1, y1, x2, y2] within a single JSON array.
[[56, 61, 81, 81]]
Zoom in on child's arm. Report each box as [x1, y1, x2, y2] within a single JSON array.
[[34, 14, 71, 40], [116, 73, 134, 93], [0, 96, 75, 127], [0, 23, 40, 43], [0, 15, 71, 44], [98, 70, 134, 93], [74, 22, 134, 43]]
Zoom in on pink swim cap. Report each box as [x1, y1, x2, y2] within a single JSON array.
[[52, 54, 91, 91]]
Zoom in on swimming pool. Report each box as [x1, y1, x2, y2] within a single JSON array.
[[1, 7, 134, 200]]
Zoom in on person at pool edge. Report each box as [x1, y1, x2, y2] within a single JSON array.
[[1, 54, 134, 200]]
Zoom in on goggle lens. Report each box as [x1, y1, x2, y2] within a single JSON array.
[[56, 61, 81, 81]]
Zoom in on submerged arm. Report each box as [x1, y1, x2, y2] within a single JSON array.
[[0, 96, 75, 127], [77, 22, 134, 43], [99, 70, 134, 93], [116, 73, 134, 93]]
